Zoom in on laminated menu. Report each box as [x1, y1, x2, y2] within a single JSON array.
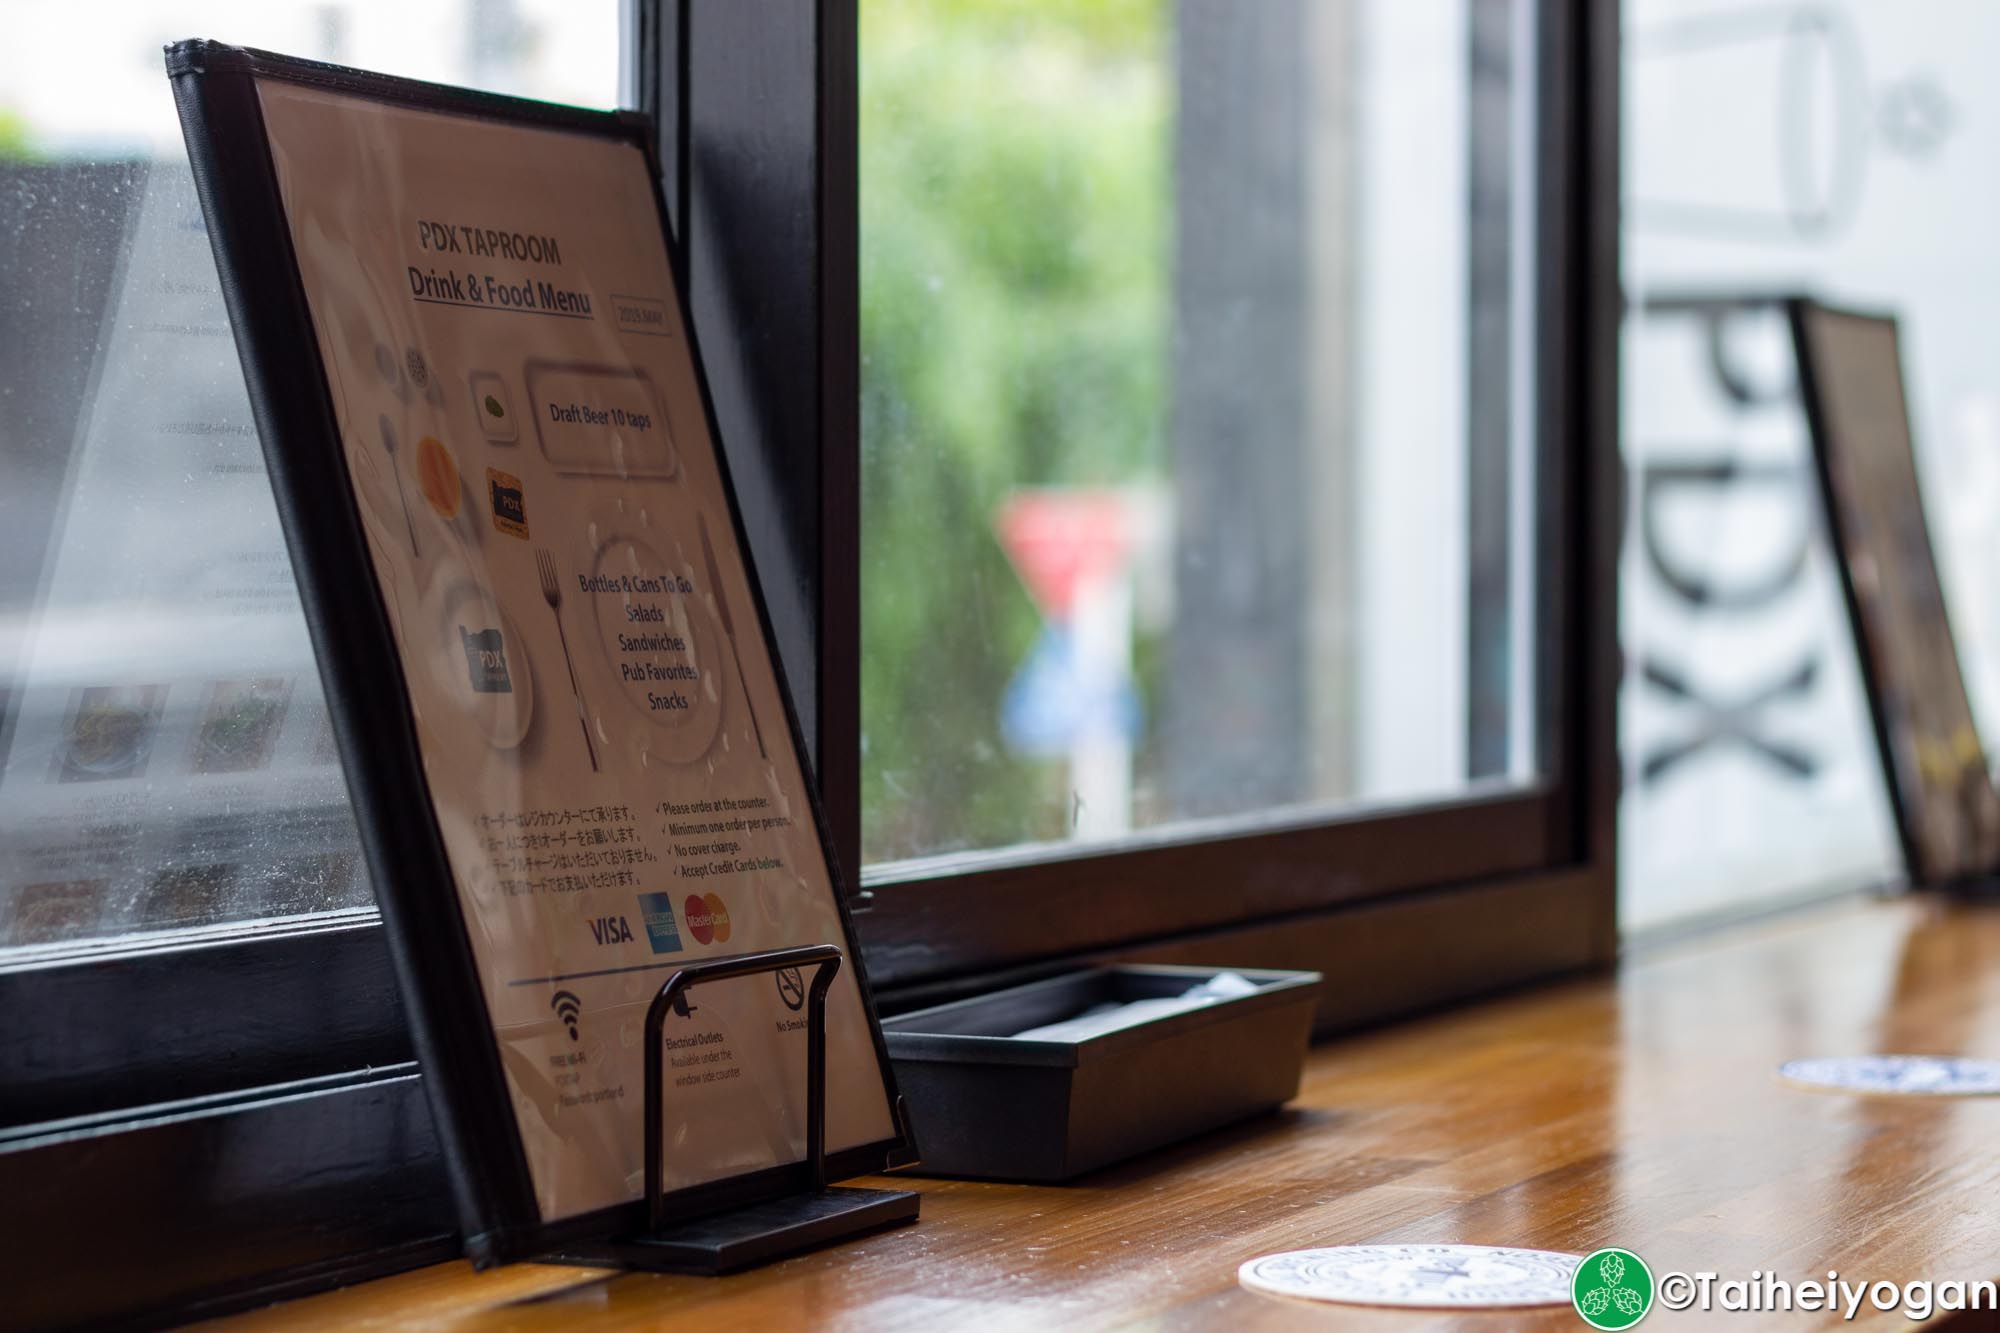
[[166, 41, 904, 1262]]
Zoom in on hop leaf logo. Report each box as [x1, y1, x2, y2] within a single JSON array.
[[1571, 1248, 1654, 1329]]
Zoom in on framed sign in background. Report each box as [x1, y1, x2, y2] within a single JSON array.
[[1791, 298, 2000, 888], [167, 41, 906, 1265]]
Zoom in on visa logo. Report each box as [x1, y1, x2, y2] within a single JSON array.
[[588, 916, 635, 946]]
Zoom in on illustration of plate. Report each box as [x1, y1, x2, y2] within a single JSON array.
[[58, 685, 167, 781], [585, 529, 724, 765], [349, 410, 482, 566], [189, 677, 294, 774], [413, 432, 487, 554], [420, 572, 535, 751]]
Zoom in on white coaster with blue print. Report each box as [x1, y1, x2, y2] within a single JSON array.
[[1238, 1244, 1582, 1308], [1779, 1055, 2000, 1096]]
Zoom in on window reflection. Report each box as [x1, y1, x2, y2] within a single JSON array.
[[0, 1, 620, 952]]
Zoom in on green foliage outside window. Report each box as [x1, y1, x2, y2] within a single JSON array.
[[859, 0, 1168, 862]]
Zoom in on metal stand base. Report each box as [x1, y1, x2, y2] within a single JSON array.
[[540, 945, 919, 1276], [552, 1186, 920, 1275]]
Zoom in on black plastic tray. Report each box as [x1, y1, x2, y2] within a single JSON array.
[[883, 964, 1320, 1181]]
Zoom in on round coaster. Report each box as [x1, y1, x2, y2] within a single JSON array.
[[1238, 1244, 1582, 1309], [1778, 1055, 2000, 1096]]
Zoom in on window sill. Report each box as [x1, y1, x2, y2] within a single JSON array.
[[202, 892, 1994, 1330]]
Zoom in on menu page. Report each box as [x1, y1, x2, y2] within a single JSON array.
[[1804, 307, 2000, 882], [253, 80, 894, 1221]]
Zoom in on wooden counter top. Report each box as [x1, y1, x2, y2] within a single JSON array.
[[209, 895, 2000, 1330]]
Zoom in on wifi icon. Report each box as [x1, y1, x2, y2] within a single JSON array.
[[551, 989, 582, 1042]]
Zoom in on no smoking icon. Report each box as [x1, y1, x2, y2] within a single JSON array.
[[775, 966, 806, 1012]]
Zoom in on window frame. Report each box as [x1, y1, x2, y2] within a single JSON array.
[[0, 0, 1618, 1324], [838, 0, 1621, 1017]]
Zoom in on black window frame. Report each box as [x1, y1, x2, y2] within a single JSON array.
[[0, 2, 1618, 1327], [842, 0, 1620, 1021]]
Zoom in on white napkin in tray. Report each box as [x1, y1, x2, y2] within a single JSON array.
[[1007, 971, 1260, 1043]]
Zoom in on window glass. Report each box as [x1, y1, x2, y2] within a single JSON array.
[[0, 1, 620, 955], [1617, 0, 1999, 927], [859, 0, 1541, 866]]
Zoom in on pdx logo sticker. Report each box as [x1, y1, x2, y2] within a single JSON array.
[[683, 891, 731, 945], [487, 466, 529, 539]]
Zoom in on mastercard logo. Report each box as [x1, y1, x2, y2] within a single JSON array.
[[684, 891, 731, 945]]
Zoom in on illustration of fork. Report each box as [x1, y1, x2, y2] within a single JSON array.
[[535, 547, 599, 772]]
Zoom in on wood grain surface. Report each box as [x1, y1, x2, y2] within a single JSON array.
[[207, 895, 2000, 1330]]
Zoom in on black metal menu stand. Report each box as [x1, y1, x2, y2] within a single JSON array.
[[551, 944, 919, 1275]]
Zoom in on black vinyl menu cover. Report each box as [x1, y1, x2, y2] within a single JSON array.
[[165, 40, 906, 1266]]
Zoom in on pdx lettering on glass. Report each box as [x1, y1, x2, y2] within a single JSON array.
[[1633, 295, 1824, 787]]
